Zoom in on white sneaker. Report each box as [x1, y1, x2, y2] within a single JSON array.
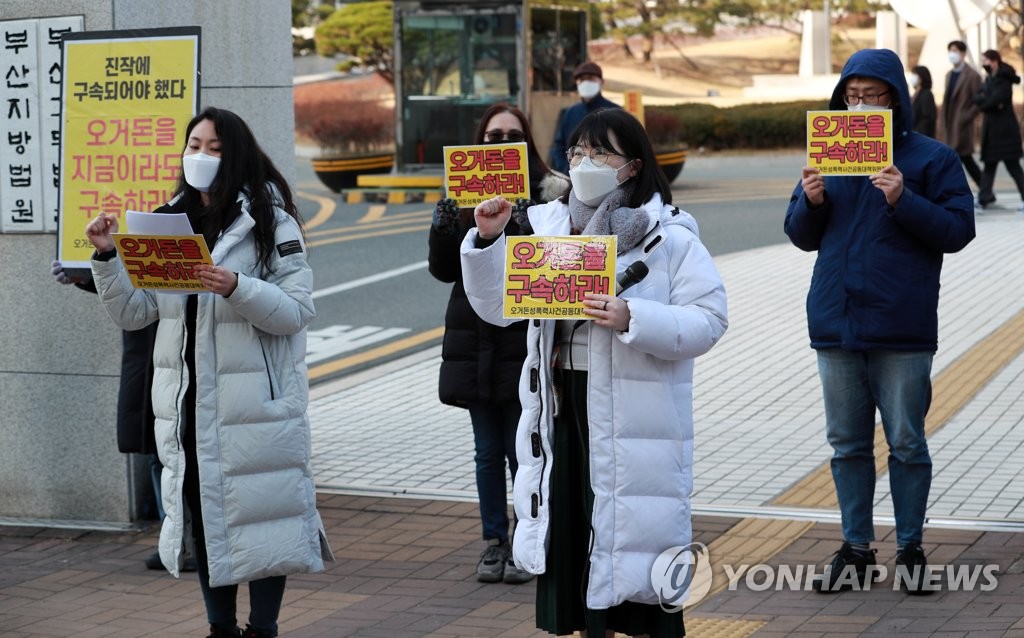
[[1017, 202, 1024, 213]]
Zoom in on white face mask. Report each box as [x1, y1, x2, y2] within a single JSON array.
[[909, 74, 919, 89], [847, 103, 888, 112], [577, 80, 601, 100], [949, 51, 962, 66], [182, 152, 220, 192], [569, 157, 632, 206]]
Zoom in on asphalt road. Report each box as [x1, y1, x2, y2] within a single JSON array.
[[292, 151, 806, 386]]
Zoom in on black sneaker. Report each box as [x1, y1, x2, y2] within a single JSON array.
[[476, 538, 509, 583], [895, 543, 936, 595], [813, 542, 878, 593], [144, 551, 164, 570]]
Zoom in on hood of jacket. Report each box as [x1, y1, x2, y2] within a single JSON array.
[[829, 48, 913, 139]]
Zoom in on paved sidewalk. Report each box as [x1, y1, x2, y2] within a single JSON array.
[[2, 201, 1024, 636]]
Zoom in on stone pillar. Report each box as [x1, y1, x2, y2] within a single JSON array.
[[799, 10, 831, 77], [875, 11, 908, 64], [0, 0, 294, 525]]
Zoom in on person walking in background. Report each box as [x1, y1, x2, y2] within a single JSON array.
[[83, 106, 333, 638], [786, 49, 975, 596], [942, 40, 984, 199], [428, 103, 567, 585], [549, 61, 619, 174], [973, 49, 1024, 212], [462, 108, 728, 637], [910, 65, 936, 138]]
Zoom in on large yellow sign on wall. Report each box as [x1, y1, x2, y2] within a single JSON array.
[[58, 27, 199, 269]]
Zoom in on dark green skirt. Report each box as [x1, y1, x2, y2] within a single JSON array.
[[535, 370, 684, 637]]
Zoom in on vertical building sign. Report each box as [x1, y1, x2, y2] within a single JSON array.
[[39, 17, 85, 232], [0, 20, 43, 232], [58, 27, 200, 269]]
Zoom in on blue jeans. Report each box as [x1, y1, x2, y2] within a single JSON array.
[[816, 349, 933, 547], [468, 401, 521, 543]]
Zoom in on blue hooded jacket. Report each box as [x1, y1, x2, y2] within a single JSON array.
[[785, 49, 975, 352]]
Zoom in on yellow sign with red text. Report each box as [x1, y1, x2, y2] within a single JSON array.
[[503, 235, 617, 320], [443, 143, 530, 208], [58, 28, 200, 268], [112, 233, 213, 291], [806, 110, 893, 175], [623, 90, 644, 126]]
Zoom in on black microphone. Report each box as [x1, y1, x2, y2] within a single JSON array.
[[615, 261, 649, 295]]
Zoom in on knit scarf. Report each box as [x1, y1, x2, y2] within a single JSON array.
[[568, 188, 650, 254]]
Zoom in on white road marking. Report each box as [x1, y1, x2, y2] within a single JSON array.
[[311, 260, 428, 299]]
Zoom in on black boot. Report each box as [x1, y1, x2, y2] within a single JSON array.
[[206, 624, 241, 638], [242, 624, 277, 638]]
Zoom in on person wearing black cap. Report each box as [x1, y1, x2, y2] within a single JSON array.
[[549, 61, 620, 173]]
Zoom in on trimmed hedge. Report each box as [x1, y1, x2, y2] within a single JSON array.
[[650, 100, 830, 151]]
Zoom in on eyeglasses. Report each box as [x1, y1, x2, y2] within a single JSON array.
[[843, 91, 890, 106], [566, 145, 625, 168], [483, 129, 525, 143]]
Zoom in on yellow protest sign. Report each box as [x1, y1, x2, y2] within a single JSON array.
[[624, 90, 644, 126], [443, 143, 529, 208], [503, 235, 616, 320], [58, 27, 200, 269], [112, 233, 213, 291], [806, 110, 892, 175]]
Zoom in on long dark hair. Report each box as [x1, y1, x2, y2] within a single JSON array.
[[911, 65, 932, 90], [174, 107, 302, 274], [472, 103, 553, 195], [564, 108, 672, 208]]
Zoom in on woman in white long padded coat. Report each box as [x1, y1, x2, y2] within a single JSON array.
[[461, 108, 728, 638], [85, 107, 332, 638]]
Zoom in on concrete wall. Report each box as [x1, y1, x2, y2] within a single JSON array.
[[0, 0, 295, 524]]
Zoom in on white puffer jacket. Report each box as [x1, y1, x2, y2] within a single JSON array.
[[461, 194, 727, 608], [91, 190, 333, 587]]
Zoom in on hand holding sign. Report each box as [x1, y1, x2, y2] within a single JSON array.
[[870, 164, 904, 206], [85, 213, 119, 253], [475, 196, 512, 240], [802, 167, 825, 208], [193, 264, 238, 297]]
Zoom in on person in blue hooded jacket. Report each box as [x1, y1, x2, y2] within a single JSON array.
[[785, 49, 975, 595]]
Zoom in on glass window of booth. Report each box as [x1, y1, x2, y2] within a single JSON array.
[[399, 12, 519, 166]]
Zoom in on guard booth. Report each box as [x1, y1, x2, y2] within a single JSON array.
[[393, 0, 588, 171]]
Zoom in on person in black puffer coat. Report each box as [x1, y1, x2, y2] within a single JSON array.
[[428, 103, 567, 585], [973, 49, 1024, 211]]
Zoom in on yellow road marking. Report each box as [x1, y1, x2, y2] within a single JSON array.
[[305, 209, 430, 239], [357, 204, 387, 224], [308, 326, 445, 380], [297, 190, 336, 231], [307, 224, 432, 248]]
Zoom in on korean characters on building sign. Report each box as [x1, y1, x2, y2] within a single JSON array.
[[443, 142, 529, 208], [112, 233, 213, 292], [503, 236, 617, 320], [0, 17, 83, 233], [58, 27, 200, 269], [806, 110, 893, 176]]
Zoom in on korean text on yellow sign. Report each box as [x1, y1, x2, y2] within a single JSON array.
[[112, 233, 213, 292], [59, 29, 200, 268], [503, 235, 617, 320], [443, 143, 529, 208], [806, 110, 892, 176]]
